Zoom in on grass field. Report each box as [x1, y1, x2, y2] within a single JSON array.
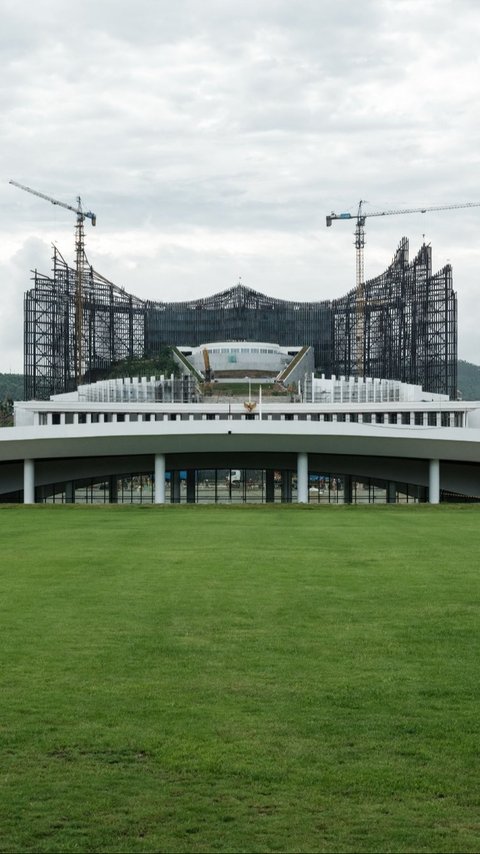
[[1, 504, 480, 853]]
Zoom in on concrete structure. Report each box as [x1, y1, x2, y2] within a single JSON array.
[[177, 341, 301, 379], [2, 376, 480, 504]]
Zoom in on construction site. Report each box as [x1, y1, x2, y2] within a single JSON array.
[[13, 182, 461, 401]]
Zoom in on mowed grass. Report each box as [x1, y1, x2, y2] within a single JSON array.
[[1, 504, 480, 853]]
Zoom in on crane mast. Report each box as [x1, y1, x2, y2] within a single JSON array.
[[9, 179, 96, 387], [327, 198, 480, 378]]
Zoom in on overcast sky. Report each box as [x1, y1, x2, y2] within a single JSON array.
[[2, 0, 480, 373]]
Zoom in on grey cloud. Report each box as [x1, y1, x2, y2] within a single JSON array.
[[1, 0, 480, 371]]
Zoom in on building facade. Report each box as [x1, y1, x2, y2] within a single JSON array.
[[4, 375, 480, 505]]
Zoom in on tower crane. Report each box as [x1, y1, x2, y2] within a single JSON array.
[[9, 179, 97, 387], [326, 199, 480, 378]]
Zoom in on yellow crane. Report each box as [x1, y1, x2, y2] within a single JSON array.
[[327, 199, 480, 378], [9, 179, 97, 387]]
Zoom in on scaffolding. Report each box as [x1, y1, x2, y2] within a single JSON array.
[[24, 238, 457, 400], [25, 247, 145, 400], [332, 239, 457, 397]]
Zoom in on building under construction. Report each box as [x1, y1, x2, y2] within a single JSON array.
[[24, 237, 457, 400]]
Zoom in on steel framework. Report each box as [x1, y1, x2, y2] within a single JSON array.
[[25, 247, 145, 400], [24, 238, 457, 400], [332, 239, 457, 396]]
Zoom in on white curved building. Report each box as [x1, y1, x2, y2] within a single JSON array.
[[2, 375, 480, 506], [177, 341, 304, 379]]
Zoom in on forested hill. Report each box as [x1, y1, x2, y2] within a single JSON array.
[[457, 360, 480, 400], [0, 373, 23, 401], [1, 361, 480, 401]]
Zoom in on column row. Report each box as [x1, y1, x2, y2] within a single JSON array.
[[21, 456, 443, 505]]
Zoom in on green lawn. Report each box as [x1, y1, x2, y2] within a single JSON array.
[[1, 504, 480, 853]]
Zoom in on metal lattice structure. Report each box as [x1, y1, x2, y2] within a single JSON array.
[[332, 239, 457, 396], [25, 247, 145, 400], [24, 238, 457, 400]]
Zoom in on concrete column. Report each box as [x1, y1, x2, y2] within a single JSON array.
[[386, 481, 397, 504], [24, 459, 35, 504], [265, 470, 275, 503], [281, 471, 292, 503], [65, 481, 75, 504], [154, 454, 166, 504], [171, 471, 181, 504], [343, 475, 353, 504], [186, 470, 196, 504], [429, 459, 440, 504], [108, 476, 118, 504], [297, 452, 309, 504]]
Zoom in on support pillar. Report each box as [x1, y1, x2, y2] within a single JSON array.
[[297, 452, 308, 504], [154, 454, 166, 504], [171, 471, 181, 504], [24, 459, 35, 504], [386, 481, 397, 504], [108, 476, 118, 504], [343, 475, 352, 504], [65, 481, 75, 504], [186, 470, 196, 504], [281, 471, 292, 504], [265, 470, 275, 503], [429, 459, 440, 504]]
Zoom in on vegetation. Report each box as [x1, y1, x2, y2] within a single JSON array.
[[458, 359, 480, 399], [1, 503, 480, 853], [205, 381, 286, 397], [105, 349, 179, 380], [0, 372, 23, 402], [0, 397, 14, 427]]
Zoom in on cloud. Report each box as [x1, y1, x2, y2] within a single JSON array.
[[1, 0, 480, 372]]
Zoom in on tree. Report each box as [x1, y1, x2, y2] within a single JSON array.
[[0, 397, 14, 427], [105, 348, 179, 380]]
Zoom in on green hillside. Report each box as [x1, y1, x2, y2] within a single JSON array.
[[457, 359, 480, 400], [0, 373, 24, 402]]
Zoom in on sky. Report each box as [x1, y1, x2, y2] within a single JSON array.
[[1, 0, 480, 372]]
